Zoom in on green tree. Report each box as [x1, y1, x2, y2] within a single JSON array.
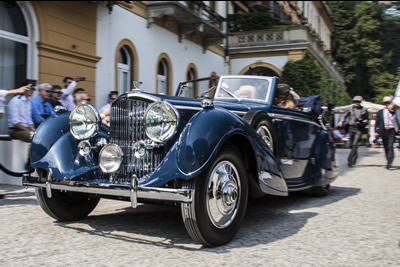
[[328, 1, 398, 102], [328, 1, 358, 89], [281, 54, 350, 107], [281, 54, 322, 97], [381, 18, 400, 75], [353, 2, 395, 101]]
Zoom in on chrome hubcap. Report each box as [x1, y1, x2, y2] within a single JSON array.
[[257, 125, 273, 152], [206, 161, 240, 229]]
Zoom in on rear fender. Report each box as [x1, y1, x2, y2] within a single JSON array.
[[311, 130, 338, 185]]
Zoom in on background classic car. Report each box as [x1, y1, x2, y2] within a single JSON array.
[[24, 75, 338, 247]]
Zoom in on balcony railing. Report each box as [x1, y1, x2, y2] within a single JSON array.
[[228, 26, 344, 85], [244, 1, 293, 24], [146, 1, 226, 48]]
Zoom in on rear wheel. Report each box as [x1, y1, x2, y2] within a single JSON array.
[[181, 145, 248, 247]]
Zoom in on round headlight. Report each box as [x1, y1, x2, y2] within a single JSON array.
[[69, 104, 100, 140], [99, 144, 123, 173], [144, 101, 178, 142]]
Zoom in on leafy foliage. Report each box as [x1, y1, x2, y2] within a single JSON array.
[[281, 54, 351, 107], [328, 1, 398, 102], [381, 18, 400, 75]]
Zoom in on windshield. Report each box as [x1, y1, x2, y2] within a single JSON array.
[[215, 77, 271, 102]]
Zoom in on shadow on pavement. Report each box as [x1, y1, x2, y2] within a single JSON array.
[[0, 188, 37, 206], [56, 185, 360, 252], [336, 147, 395, 175]]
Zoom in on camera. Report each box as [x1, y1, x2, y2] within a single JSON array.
[[24, 79, 37, 87]]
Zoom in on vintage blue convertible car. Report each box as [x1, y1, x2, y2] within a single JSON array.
[[24, 75, 338, 247]]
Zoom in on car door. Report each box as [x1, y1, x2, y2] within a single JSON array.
[[270, 107, 320, 179]]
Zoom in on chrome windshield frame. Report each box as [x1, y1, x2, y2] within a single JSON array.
[[214, 75, 274, 104]]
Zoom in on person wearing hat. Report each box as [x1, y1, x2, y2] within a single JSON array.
[[374, 96, 399, 169], [338, 96, 369, 167], [392, 97, 400, 144]]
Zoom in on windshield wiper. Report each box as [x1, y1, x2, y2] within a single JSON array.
[[220, 86, 241, 101]]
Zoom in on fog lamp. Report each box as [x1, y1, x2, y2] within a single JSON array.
[[78, 140, 92, 157], [99, 144, 123, 173]]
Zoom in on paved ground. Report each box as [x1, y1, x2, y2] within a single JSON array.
[[0, 146, 399, 266]]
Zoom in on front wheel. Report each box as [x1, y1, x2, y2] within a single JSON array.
[[181, 145, 248, 247], [35, 188, 100, 221]]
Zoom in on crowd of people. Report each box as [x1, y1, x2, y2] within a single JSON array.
[[0, 77, 117, 199], [0, 77, 117, 176], [338, 95, 400, 169]]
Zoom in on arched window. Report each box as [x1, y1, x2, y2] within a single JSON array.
[[157, 58, 169, 95], [0, 2, 32, 135], [209, 71, 218, 88], [184, 67, 196, 98], [245, 66, 279, 77], [117, 45, 132, 94], [0, 2, 28, 91]]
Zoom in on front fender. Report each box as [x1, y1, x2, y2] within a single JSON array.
[[175, 107, 246, 175], [31, 112, 109, 180], [31, 112, 70, 163], [174, 107, 288, 196]]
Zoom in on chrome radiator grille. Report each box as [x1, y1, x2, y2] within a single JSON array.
[[110, 99, 165, 183]]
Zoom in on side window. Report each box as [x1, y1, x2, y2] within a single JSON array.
[[0, 2, 30, 135], [117, 45, 132, 94], [157, 58, 169, 95]]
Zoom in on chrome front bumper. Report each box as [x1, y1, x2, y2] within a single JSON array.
[[23, 175, 193, 208]]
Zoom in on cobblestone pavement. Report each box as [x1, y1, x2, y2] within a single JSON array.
[[0, 147, 399, 266]]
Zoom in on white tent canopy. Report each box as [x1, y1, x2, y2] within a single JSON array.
[[332, 101, 385, 114]]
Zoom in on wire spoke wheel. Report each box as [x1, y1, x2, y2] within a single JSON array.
[[181, 145, 248, 247]]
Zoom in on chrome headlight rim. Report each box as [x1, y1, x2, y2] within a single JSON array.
[[69, 104, 101, 140], [144, 101, 179, 143], [99, 144, 124, 173]]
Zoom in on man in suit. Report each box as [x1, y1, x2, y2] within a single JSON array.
[[338, 96, 369, 167], [375, 96, 399, 169], [391, 97, 400, 147]]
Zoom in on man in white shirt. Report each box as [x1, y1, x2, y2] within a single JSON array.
[[392, 97, 400, 140], [0, 86, 30, 118], [375, 96, 397, 169], [8, 86, 36, 142], [0, 85, 31, 199], [59, 76, 85, 111]]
